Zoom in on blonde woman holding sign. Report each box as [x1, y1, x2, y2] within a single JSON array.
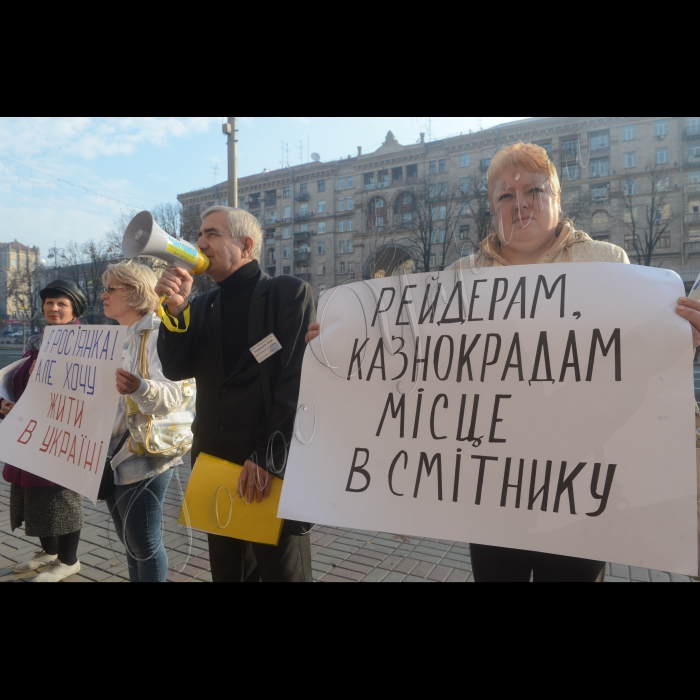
[[308, 142, 700, 582], [101, 261, 194, 583]]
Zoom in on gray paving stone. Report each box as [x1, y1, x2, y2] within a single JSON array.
[[357, 547, 389, 562], [417, 541, 452, 553], [336, 560, 373, 575], [403, 576, 436, 583], [311, 561, 334, 575], [443, 553, 472, 565], [347, 554, 382, 568], [406, 551, 443, 566], [361, 543, 395, 556], [382, 572, 407, 583], [394, 558, 419, 575], [428, 565, 454, 582], [361, 568, 389, 583], [446, 560, 473, 572], [446, 570, 471, 583], [80, 568, 113, 583], [329, 566, 365, 582], [319, 574, 356, 583], [325, 542, 360, 555], [412, 561, 436, 578], [670, 574, 693, 583], [315, 552, 348, 566], [630, 567, 651, 582], [377, 556, 403, 571], [609, 564, 630, 580]]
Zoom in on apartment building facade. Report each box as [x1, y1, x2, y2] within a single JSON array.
[[178, 116, 700, 299], [0, 240, 41, 320]]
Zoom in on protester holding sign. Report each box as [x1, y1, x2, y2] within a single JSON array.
[[2, 280, 87, 583], [101, 262, 193, 584], [156, 206, 315, 583], [306, 142, 700, 582]]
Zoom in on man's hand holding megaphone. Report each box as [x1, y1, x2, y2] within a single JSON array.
[[155, 267, 194, 318]]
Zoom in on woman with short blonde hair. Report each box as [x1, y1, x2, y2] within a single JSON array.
[[101, 261, 194, 583]]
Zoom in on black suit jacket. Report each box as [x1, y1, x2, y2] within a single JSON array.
[[158, 271, 315, 478]]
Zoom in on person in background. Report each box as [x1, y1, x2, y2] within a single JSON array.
[[2, 280, 87, 583], [101, 261, 190, 583], [156, 206, 315, 583], [308, 142, 700, 582]]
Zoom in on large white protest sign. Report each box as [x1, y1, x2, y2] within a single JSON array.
[[280, 263, 699, 576], [0, 325, 126, 503]]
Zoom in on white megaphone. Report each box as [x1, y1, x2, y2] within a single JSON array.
[[122, 211, 209, 276]]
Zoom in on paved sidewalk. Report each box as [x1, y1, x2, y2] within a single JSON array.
[[0, 460, 696, 583]]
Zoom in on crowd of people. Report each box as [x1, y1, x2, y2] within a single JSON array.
[[1, 142, 699, 583]]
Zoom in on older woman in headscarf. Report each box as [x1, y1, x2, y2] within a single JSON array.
[[1, 280, 88, 583]]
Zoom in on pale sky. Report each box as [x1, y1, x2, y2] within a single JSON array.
[[0, 117, 530, 257]]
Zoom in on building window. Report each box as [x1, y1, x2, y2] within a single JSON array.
[[392, 167, 403, 183], [268, 249, 276, 264], [283, 266, 291, 275], [318, 200, 326, 213], [339, 241, 346, 254], [318, 221, 326, 234], [407, 164, 418, 180], [348, 240, 354, 253], [318, 264, 326, 276], [347, 176, 354, 189], [624, 152, 637, 169], [319, 285, 326, 294], [339, 220, 346, 233], [689, 145, 700, 161], [657, 234, 671, 249], [348, 263, 354, 274], [283, 227, 291, 239], [429, 161, 437, 175], [439, 159, 447, 173], [403, 212, 414, 224], [283, 247, 291, 259], [300, 183, 308, 196], [656, 148, 669, 165], [318, 241, 326, 255], [364, 173, 375, 190], [592, 211, 610, 227], [590, 158, 610, 178], [300, 204, 309, 216], [283, 187, 291, 199], [339, 199, 346, 212], [339, 178, 346, 190], [347, 197, 354, 210], [300, 224, 308, 232], [347, 219, 354, 232], [318, 180, 326, 193], [562, 163, 581, 181], [283, 206, 291, 219], [460, 177, 471, 194], [655, 120, 669, 138], [430, 255, 437, 268], [590, 130, 610, 152], [622, 179, 638, 196], [339, 262, 346, 274], [460, 154, 471, 168], [623, 125, 637, 141], [591, 183, 611, 204], [460, 225, 471, 240], [562, 139, 578, 160]]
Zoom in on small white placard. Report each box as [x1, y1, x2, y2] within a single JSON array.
[[251, 334, 283, 364]]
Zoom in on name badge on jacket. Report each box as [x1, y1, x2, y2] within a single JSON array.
[[251, 334, 283, 364]]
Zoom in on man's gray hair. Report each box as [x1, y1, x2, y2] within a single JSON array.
[[201, 206, 263, 262]]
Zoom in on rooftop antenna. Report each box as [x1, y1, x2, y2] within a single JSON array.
[[478, 117, 483, 131], [311, 153, 321, 163], [211, 163, 219, 185], [299, 140, 304, 165]]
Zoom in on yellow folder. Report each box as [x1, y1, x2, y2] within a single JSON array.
[[178, 453, 285, 546]]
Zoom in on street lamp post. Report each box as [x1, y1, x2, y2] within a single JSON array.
[[224, 117, 239, 208]]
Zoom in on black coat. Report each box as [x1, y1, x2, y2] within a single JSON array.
[[158, 271, 315, 477]]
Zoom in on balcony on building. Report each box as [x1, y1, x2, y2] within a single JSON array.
[[295, 192, 310, 202], [294, 231, 311, 243], [686, 212, 700, 225], [480, 158, 492, 172], [294, 252, 311, 264], [296, 212, 314, 222], [684, 125, 700, 140], [265, 216, 279, 225]]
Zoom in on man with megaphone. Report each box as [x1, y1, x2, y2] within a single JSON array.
[[153, 206, 316, 583]]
